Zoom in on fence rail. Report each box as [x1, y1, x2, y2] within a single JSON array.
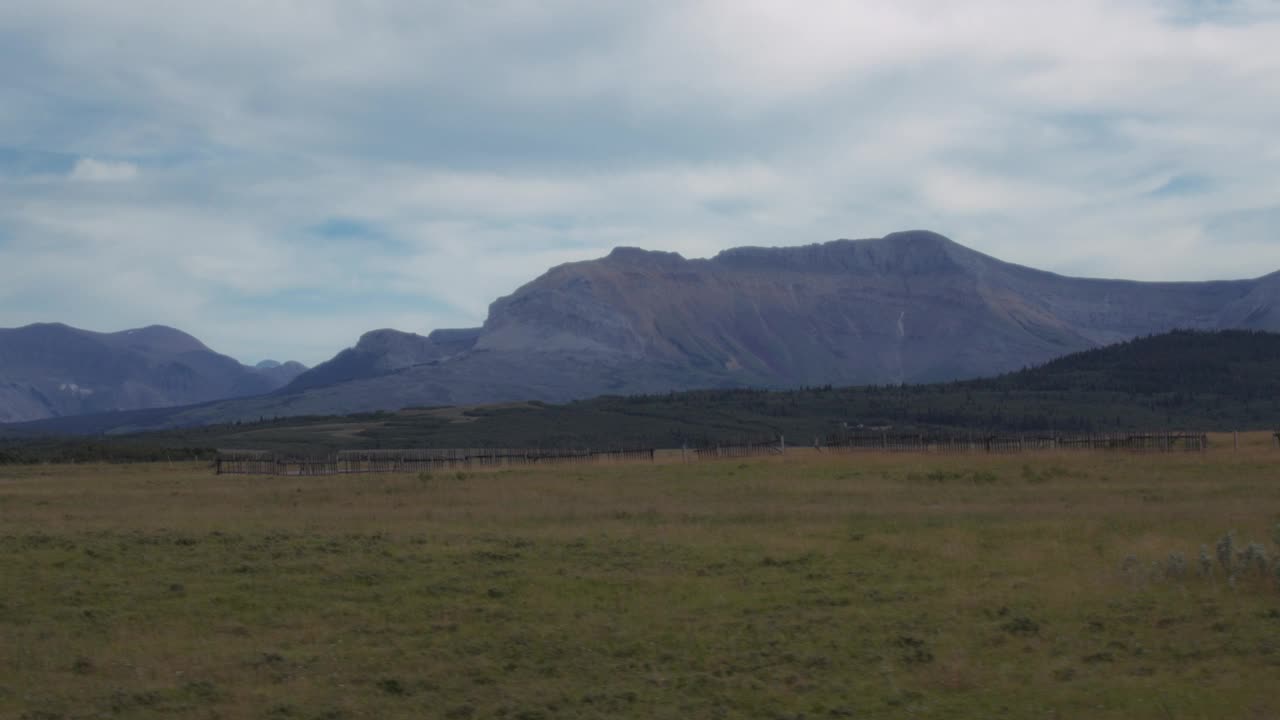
[[691, 440, 785, 461], [818, 431, 1208, 454], [687, 432, 1209, 460], [215, 432, 1210, 475], [215, 447, 656, 476]]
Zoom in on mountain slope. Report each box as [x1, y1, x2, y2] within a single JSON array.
[[7, 330, 1277, 457], [0, 323, 307, 422], [236, 230, 1280, 419], [11, 230, 1280, 432], [362, 328, 1280, 444], [473, 231, 1267, 384]]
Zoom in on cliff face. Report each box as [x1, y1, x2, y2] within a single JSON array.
[[217, 230, 1278, 426], [469, 230, 1260, 385]]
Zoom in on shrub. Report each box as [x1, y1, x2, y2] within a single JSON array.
[[1139, 530, 1280, 591], [1198, 545, 1213, 578], [1216, 531, 1236, 575], [1239, 543, 1269, 577]]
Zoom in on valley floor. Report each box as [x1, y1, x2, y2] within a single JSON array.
[[3, 437, 1280, 719]]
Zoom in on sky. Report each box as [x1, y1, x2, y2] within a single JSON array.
[[2, 1, 1279, 366]]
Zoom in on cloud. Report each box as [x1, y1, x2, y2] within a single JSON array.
[[69, 157, 138, 182], [1150, 174, 1213, 197], [1, 1, 1279, 364]]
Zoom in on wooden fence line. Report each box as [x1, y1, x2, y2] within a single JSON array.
[[688, 431, 1209, 460], [215, 447, 656, 476], [817, 431, 1208, 454], [690, 441, 785, 461], [215, 432, 1210, 475]]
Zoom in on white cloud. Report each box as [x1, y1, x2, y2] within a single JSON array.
[[1, 1, 1279, 363], [69, 157, 138, 182]]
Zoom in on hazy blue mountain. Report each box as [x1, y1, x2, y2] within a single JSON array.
[[0, 323, 306, 422]]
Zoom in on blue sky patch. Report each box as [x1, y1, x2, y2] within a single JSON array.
[[0, 147, 76, 177]]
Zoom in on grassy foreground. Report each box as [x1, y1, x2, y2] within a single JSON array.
[[3, 441, 1280, 719]]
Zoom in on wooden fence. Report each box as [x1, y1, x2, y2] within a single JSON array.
[[690, 439, 785, 461], [684, 432, 1205, 462], [215, 447, 656, 476], [820, 431, 1208, 454], [216, 432, 1210, 475]]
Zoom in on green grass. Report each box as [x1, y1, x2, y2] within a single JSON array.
[[3, 447, 1280, 718]]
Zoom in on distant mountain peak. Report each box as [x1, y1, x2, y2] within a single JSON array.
[[709, 230, 977, 275], [130, 324, 189, 334], [19, 321, 74, 331], [605, 246, 686, 266], [877, 229, 960, 247], [0, 322, 303, 424], [283, 327, 480, 393], [114, 325, 210, 354], [355, 328, 426, 351]]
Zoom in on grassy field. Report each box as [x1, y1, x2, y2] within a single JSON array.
[[3, 438, 1280, 719]]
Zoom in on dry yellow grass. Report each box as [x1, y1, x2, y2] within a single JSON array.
[[3, 437, 1279, 719]]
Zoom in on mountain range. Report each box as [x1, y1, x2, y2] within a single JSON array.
[[0, 323, 306, 423], [4, 229, 1280, 431], [7, 329, 1279, 462]]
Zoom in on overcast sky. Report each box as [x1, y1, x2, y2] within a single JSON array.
[[2, 1, 1278, 365]]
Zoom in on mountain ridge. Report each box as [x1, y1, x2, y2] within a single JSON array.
[[0, 322, 307, 423], [248, 230, 1280, 427], [7, 329, 1279, 455], [8, 229, 1280, 430]]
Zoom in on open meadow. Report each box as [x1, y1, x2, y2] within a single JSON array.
[[3, 437, 1280, 719]]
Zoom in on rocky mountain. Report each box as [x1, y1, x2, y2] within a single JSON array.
[[252, 359, 310, 387], [286, 328, 481, 392], [0, 323, 306, 423], [279, 229, 1280, 394], [10, 230, 1280, 432]]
